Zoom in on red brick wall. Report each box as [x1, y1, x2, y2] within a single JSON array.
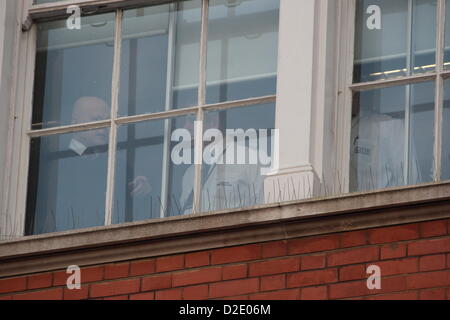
[[1, 218, 450, 300]]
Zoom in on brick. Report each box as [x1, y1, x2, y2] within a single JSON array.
[[104, 263, 129, 280], [262, 241, 287, 258], [374, 258, 418, 276], [27, 273, 52, 290], [447, 254, 450, 267], [301, 254, 326, 271], [156, 255, 184, 273], [419, 254, 446, 271], [366, 291, 418, 300], [54, 266, 104, 286], [223, 264, 247, 280], [330, 277, 408, 299], [301, 286, 328, 300], [380, 243, 407, 260], [209, 278, 259, 298], [0, 295, 12, 300], [0, 277, 27, 294], [329, 281, 369, 299], [130, 259, 155, 276], [248, 257, 299, 277], [13, 288, 63, 300], [64, 286, 89, 300], [155, 288, 182, 300], [185, 252, 210, 268], [421, 220, 447, 237], [287, 235, 340, 255], [327, 247, 379, 267], [368, 224, 420, 244], [182, 285, 209, 300], [222, 295, 249, 300], [420, 288, 446, 300], [249, 289, 299, 300], [341, 230, 368, 248], [339, 264, 366, 281], [90, 278, 140, 298], [287, 269, 337, 288], [130, 292, 155, 300], [261, 274, 285, 292], [104, 295, 129, 300], [406, 270, 450, 289], [211, 244, 261, 265], [408, 237, 450, 256], [172, 267, 222, 287], [141, 274, 172, 292]]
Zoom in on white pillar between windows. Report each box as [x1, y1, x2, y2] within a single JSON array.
[[264, 0, 334, 203]]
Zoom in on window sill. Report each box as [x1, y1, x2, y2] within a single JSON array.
[[1, 181, 450, 277]]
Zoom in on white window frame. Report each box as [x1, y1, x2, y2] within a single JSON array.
[[2, 0, 285, 238], [336, 0, 450, 194]]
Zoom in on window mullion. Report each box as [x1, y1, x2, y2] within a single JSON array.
[[434, 0, 446, 181], [104, 9, 123, 226], [160, 2, 179, 218], [193, 0, 209, 213]]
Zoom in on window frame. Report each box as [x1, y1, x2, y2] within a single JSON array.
[[7, 0, 279, 237], [336, 0, 450, 194]]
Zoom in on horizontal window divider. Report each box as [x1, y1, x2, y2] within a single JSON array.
[[114, 95, 276, 125], [440, 69, 450, 79], [201, 95, 276, 112], [115, 106, 200, 125], [350, 73, 437, 91], [28, 0, 173, 23], [27, 119, 111, 138]]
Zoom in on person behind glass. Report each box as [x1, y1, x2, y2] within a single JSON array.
[[179, 115, 264, 215], [32, 96, 152, 234], [69, 96, 151, 197]]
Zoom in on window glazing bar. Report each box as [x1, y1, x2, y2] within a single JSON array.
[[433, 0, 446, 181], [193, 0, 208, 213], [104, 9, 123, 226], [160, 2, 179, 218]]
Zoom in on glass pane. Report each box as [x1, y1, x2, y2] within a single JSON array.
[[119, 0, 201, 117], [441, 79, 450, 179], [186, 103, 276, 214], [350, 81, 435, 192], [113, 114, 196, 224], [206, 0, 279, 104], [25, 128, 109, 235], [32, 13, 115, 130], [354, 0, 436, 83]]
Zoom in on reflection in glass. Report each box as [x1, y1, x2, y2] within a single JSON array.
[[206, 0, 279, 104], [32, 13, 115, 130], [119, 1, 201, 117], [113, 114, 196, 224], [25, 128, 109, 235], [354, 0, 436, 83], [180, 103, 276, 214], [350, 81, 435, 192]]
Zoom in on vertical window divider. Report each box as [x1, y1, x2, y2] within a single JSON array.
[[161, 2, 180, 218], [434, 0, 446, 182], [404, 0, 415, 185], [105, 9, 123, 226], [193, 0, 209, 213]]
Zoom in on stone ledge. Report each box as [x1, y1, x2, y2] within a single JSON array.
[[1, 182, 450, 278]]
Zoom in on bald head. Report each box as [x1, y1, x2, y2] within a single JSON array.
[[72, 96, 109, 125], [72, 97, 110, 148]]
